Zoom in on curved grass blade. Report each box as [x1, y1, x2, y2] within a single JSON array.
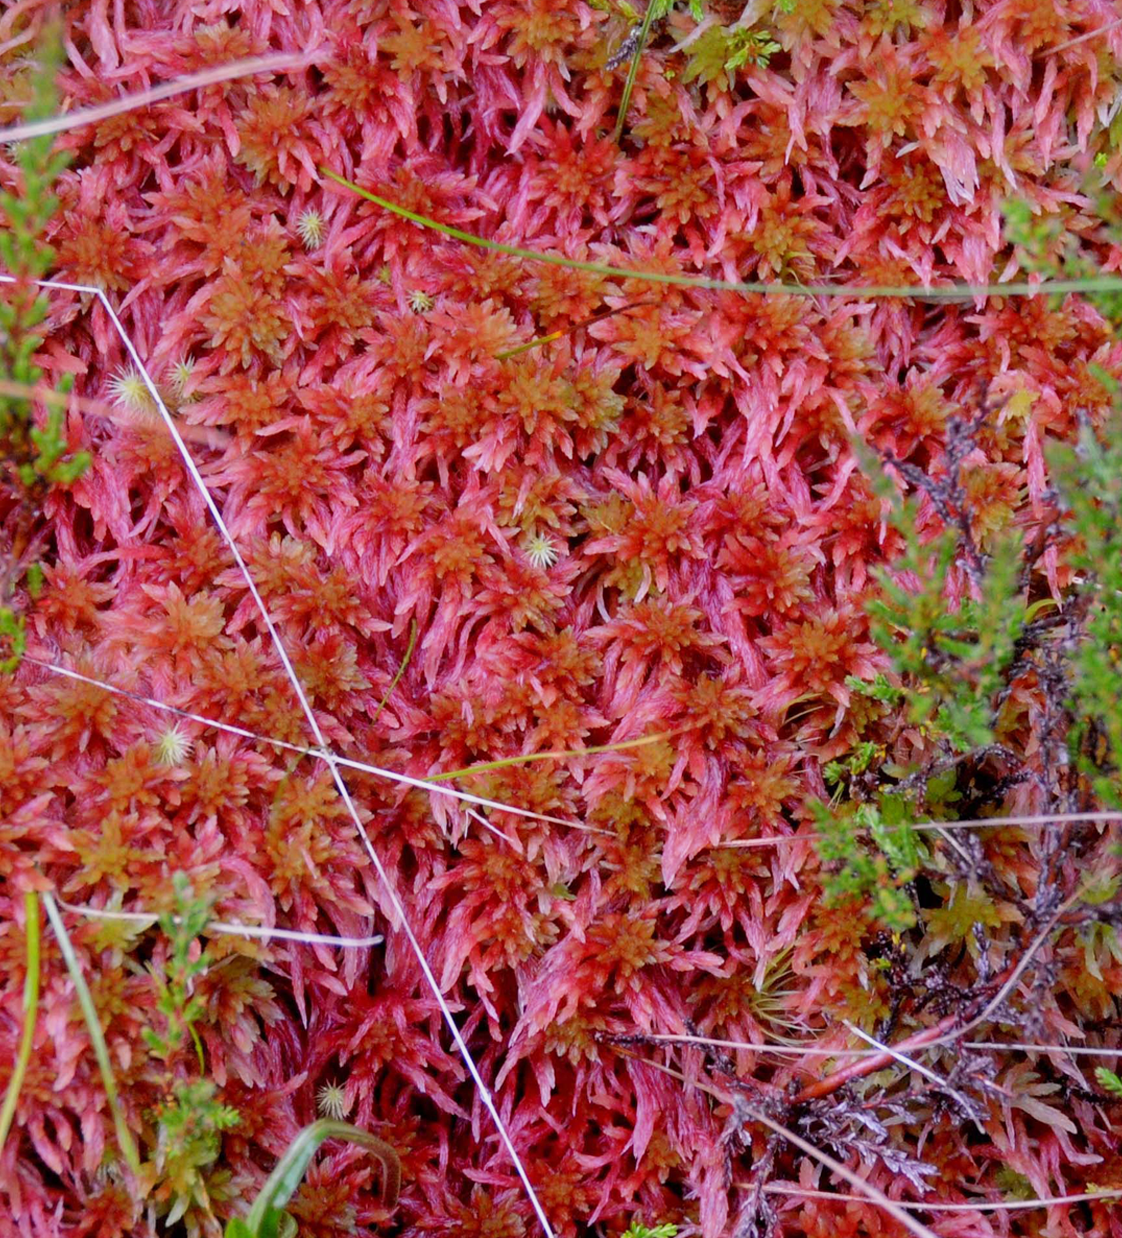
[[369, 619, 416, 727], [0, 892, 40, 1150], [225, 1120, 401, 1238], [320, 168, 1122, 302], [41, 891, 142, 1175]]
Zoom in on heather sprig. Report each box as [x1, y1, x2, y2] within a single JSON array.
[[136, 874, 243, 1229], [621, 1221, 678, 1238], [810, 411, 1029, 926], [0, 22, 87, 676], [148, 1079, 240, 1230], [823, 738, 884, 792], [810, 800, 922, 932], [1048, 384, 1122, 806], [141, 872, 214, 1068], [0, 27, 82, 481], [852, 417, 1033, 756]]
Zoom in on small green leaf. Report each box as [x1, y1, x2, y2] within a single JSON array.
[[1095, 1066, 1122, 1097], [622, 1222, 679, 1238], [0, 607, 28, 675]]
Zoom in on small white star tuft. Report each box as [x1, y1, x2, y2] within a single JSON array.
[[296, 208, 325, 249], [316, 1080, 351, 1120], [168, 356, 196, 401], [523, 532, 559, 570], [108, 366, 154, 412], [153, 725, 193, 766]]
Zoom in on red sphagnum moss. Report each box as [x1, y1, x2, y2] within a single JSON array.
[[3, 0, 1122, 1236]]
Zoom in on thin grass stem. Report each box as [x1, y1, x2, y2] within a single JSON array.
[[465, 807, 522, 848], [86, 283, 557, 1238], [743, 1109, 939, 1238], [21, 656, 590, 831], [493, 300, 650, 360], [0, 53, 316, 143], [962, 1041, 1122, 1055], [320, 169, 1122, 302], [1049, 16, 1122, 54], [56, 900, 385, 949], [843, 1021, 981, 1129], [645, 1031, 865, 1056]]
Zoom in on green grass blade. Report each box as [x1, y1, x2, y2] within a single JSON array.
[[494, 330, 566, 360], [613, 0, 663, 144], [494, 300, 650, 360], [321, 167, 1122, 302], [41, 891, 142, 1175], [0, 891, 41, 1150], [233, 1120, 400, 1238]]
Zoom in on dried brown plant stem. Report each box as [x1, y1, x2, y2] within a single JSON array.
[[793, 1014, 960, 1103], [619, 1052, 940, 1238], [793, 897, 1075, 1103], [759, 1183, 1122, 1211], [1049, 16, 1122, 54], [0, 52, 316, 143]]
